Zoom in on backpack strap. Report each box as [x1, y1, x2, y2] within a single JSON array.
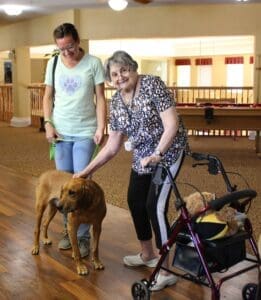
[[52, 54, 58, 107]]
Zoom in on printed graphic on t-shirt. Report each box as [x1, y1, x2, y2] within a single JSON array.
[[59, 75, 82, 96]]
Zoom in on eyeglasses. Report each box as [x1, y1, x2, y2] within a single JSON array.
[[110, 67, 130, 79], [56, 43, 76, 54]]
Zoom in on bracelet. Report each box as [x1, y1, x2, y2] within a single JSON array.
[[44, 118, 54, 126], [154, 149, 163, 157]]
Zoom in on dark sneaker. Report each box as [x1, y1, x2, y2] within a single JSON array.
[[58, 231, 72, 250], [78, 238, 90, 258]]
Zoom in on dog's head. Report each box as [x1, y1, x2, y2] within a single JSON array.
[[54, 178, 96, 214], [184, 191, 215, 216]]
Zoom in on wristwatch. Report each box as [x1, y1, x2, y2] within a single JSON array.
[[44, 118, 54, 126], [154, 149, 163, 157]]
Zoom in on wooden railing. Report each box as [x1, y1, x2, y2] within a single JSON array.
[[28, 84, 45, 128], [105, 86, 253, 104], [170, 86, 253, 104], [0, 84, 256, 137], [0, 84, 13, 122]]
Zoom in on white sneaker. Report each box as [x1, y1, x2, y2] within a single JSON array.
[[123, 253, 159, 268], [150, 273, 178, 291]]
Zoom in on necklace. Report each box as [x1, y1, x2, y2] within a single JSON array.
[[121, 77, 139, 107]]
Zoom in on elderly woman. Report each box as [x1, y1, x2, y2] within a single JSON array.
[[74, 50, 188, 291]]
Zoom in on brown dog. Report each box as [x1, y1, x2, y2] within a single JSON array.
[[31, 170, 106, 275]]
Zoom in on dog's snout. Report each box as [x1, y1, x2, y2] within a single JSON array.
[[52, 197, 76, 214], [52, 198, 63, 211]]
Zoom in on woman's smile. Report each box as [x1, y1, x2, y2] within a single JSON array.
[[110, 64, 138, 92]]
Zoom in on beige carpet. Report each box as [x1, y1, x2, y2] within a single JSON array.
[[0, 121, 260, 241]]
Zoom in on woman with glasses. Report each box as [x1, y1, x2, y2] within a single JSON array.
[[43, 23, 106, 258], [74, 50, 188, 291]]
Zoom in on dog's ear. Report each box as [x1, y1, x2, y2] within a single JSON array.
[[81, 179, 90, 193], [79, 179, 93, 206], [60, 184, 65, 199]]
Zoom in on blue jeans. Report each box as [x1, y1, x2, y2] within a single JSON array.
[[55, 135, 96, 240]]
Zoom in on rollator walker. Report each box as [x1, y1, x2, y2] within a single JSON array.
[[131, 152, 261, 300]]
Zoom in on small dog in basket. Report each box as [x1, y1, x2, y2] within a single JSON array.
[[183, 191, 244, 240], [31, 170, 106, 275]]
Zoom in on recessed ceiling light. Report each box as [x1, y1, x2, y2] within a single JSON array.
[[108, 0, 128, 11], [2, 5, 24, 16]]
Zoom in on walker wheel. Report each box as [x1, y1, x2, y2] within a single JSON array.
[[242, 283, 257, 300], [132, 279, 150, 300]]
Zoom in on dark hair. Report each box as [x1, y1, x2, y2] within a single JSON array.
[[104, 50, 138, 81], [53, 23, 80, 42]]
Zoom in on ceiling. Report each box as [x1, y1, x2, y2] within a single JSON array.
[[0, 0, 259, 26], [0, 0, 256, 58]]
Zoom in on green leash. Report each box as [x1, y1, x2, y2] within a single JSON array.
[[91, 144, 100, 160], [49, 142, 56, 160]]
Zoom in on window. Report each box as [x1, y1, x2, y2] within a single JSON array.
[[226, 64, 244, 87], [197, 65, 212, 87], [177, 65, 191, 87]]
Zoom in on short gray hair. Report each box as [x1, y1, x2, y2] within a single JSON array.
[[104, 50, 138, 81]]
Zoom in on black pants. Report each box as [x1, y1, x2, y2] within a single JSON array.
[[127, 150, 185, 249]]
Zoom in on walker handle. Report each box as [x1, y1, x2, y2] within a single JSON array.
[[191, 152, 210, 161], [209, 189, 257, 211], [191, 152, 236, 192]]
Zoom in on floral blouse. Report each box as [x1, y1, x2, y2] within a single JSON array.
[[110, 75, 188, 174]]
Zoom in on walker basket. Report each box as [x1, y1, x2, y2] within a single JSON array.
[[173, 231, 248, 276]]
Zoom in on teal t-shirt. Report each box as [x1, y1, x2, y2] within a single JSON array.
[[44, 54, 105, 137]]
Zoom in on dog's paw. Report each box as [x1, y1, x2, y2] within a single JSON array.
[[42, 238, 52, 245], [92, 258, 104, 270], [31, 246, 39, 255], [77, 263, 89, 276]]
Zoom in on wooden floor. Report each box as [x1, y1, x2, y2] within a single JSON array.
[[0, 164, 259, 300]]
